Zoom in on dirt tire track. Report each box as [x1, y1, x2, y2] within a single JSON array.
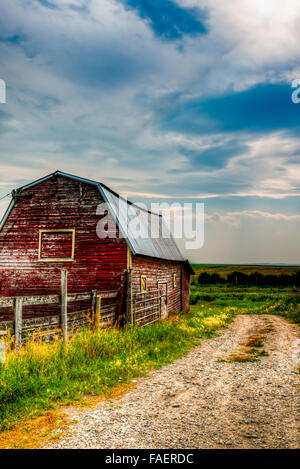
[[48, 315, 300, 449]]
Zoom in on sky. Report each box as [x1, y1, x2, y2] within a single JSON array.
[[0, 0, 300, 264]]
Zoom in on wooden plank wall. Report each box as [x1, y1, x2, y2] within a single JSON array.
[[131, 255, 190, 316]]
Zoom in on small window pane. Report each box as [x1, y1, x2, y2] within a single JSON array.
[[141, 276, 147, 292]]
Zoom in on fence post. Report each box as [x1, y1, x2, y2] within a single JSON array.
[[95, 295, 101, 329], [152, 292, 154, 322], [126, 270, 132, 324], [61, 269, 68, 343], [14, 297, 23, 350], [91, 289, 97, 325], [133, 298, 136, 325], [158, 290, 160, 318]]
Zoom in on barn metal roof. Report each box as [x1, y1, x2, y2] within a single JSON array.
[[0, 171, 193, 271]]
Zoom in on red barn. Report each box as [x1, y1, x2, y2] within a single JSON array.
[[0, 171, 193, 328]]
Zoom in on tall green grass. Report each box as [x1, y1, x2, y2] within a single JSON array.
[[0, 306, 235, 432], [259, 295, 300, 324]]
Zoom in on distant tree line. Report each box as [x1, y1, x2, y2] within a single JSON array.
[[197, 271, 300, 287]]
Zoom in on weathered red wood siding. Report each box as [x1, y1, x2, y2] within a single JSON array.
[[0, 176, 127, 321], [131, 255, 190, 314]]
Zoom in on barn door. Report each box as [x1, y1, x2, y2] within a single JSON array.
[[158, 282, 168, 319]]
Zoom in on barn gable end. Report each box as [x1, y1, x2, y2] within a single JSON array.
[[0, 175, 127, 299]]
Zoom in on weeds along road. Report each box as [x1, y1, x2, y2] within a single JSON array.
[[48, 315, 300, 449]]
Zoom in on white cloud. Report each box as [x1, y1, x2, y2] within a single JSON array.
[[206, 210, 300, 225], [178, 0, 300, 71], [190, 208, 300, 263]]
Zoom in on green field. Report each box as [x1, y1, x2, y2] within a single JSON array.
[[190, 264, 300, 325], [191, 263, 300, 278]]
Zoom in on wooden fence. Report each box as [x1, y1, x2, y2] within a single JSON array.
[[123, 271, 165, 327], [0, 270, 168, 346], [127, 288, 164, 327], [0, 269, 119, 345]]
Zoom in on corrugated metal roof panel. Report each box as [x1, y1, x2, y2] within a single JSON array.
[[100, 185, 184, 262]]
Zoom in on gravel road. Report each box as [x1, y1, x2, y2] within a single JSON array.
[[48, 314, 300, 449]]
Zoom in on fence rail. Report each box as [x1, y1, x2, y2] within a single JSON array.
[[0, 290, 119, 308]]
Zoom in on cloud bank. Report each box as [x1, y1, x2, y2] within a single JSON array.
[[0, 0, 299, 262]]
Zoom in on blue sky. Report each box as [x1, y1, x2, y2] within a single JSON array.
[[0, 0, 300, 263]]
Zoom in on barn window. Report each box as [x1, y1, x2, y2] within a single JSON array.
[[173, 274, 177, 288], [140, 275, 147, 293], [38, 229, 75, 262]]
